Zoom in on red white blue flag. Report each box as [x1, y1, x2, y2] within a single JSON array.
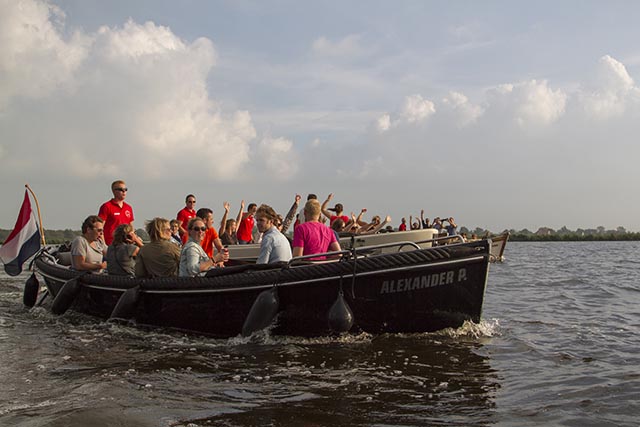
[[0, 190, 42, 276]]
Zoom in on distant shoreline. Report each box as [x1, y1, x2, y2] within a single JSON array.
[[3, 228, 640, 244]]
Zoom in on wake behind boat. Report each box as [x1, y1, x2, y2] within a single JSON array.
[[34, 238, 493, 338]]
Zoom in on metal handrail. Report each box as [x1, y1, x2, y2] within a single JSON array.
[[288, 240, 423, 265]]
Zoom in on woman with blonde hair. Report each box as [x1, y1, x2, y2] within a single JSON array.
[[134, 217, 181, 278], [106, 223, 143, 276]]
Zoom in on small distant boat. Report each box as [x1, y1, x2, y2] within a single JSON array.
[[487, 232, 509, 262], [33, 238, 494, 338]]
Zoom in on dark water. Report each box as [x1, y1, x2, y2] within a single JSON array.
[[1, 242, 638, 426]]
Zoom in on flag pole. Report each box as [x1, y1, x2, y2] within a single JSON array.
[[25, 184, 46, 246]]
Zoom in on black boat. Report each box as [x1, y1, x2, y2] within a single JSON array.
[[33, 239, 492, 338]]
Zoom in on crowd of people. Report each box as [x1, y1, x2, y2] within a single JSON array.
[[69, 180, 460, 278]]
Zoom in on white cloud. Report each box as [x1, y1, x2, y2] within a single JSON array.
[[0, 0, 90, 107], [255, 135, 299, 181], [0, 0, 257, 180], [581, 55, 640, 119], [376, 114, 391, 132], [400, 94, 436, 123], [440, 91, 484, 127], [376, 94, 436, 132], [485, 80, 567, 127]]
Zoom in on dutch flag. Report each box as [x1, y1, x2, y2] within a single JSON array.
[[0, 190, 42, 276]]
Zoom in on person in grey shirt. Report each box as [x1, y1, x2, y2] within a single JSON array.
[[255, 204, 292, 264]]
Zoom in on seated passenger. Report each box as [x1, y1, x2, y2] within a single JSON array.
[[218, 201, 240, 246], [196, 207, 224, 258], [321, 193, 349, 226], [331, 218, 346, 240], [71, 215, 108, 272], [180, 218, 229, 277], [281, 194, 301, 234], [169, 219, 182, 247], [255, 204, 292, 264], [292, 199, 341, 260], [135, 217, 181, 278], [106, 223, 143, 276], [237, 201, 257, 244]]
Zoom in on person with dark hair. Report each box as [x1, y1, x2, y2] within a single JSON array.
[[218, 201, 241, 246], [196, 207, 224, 258], [106, 223, 143, 276], [321, 193, 349, 227], [98, 180, 134, 245], [180, 217, 229, 277], [237, 201, 257, 244], [176, 194, 197, 244], [330, 218, 346, 240], [71, 215, 108, 272], [134, 217, 181, 278], [255, 204, 292, 264]]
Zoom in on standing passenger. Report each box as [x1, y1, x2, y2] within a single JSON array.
[[176, 194, 197, 244], [98, 180, 134, 245]]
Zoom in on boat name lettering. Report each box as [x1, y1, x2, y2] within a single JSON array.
[[380, 268, 467, 294]]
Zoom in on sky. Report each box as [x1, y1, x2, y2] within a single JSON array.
[[2, 0, 640, 232]]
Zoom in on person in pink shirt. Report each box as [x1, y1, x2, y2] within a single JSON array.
[[292, 199, 341, 260]]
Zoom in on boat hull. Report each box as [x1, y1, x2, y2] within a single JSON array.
[[36, 240, 491, 338]]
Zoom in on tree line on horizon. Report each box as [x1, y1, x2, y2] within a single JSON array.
[[2, 225, 640, 245]]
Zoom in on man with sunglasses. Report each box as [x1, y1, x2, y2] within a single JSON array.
[[177, 194, 197, 244], [98, 180, 134, 245]]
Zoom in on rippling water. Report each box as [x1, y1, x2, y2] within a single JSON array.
[[1, 242, 638, 426]]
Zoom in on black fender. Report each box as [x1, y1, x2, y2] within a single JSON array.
[[109, 286, 141, 322], [51, 276, 83, 315], [328, 292, 354, 333], [242, 287, 279, 337], [23, 273, 40, 308]]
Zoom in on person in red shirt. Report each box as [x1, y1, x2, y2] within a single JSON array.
[[177, 194, 197, 243], [321, 193, 349, 227], [399, 217, 407, 231], [98, 180, 134, 245], [196, 207, 224, 258], [236, 201, 257, 244]]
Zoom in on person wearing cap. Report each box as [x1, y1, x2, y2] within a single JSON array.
[[321, 193, 349, 227]]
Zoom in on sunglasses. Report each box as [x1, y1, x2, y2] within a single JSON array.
[[114, 188, 128, 192], [191, 226, 207, 232]]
